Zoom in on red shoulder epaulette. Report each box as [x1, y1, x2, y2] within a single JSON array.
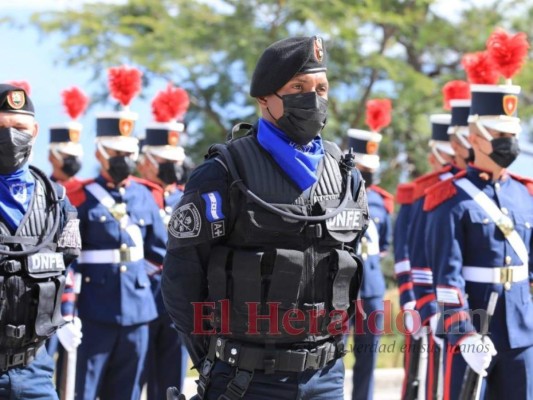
[[412, 165, 453, 201], [423, 170, 467, 212], [63, 178, 94, 207], [508, 172, 533, 196], [369, 185, 394, 214], [395, 182, 415, 205], [130, 176, 165, 209]]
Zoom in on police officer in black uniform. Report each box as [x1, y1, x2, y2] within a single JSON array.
[[0, 84, 81, 398], [162, 36, 369, 400]]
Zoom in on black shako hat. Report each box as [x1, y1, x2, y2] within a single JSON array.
[[0, 84, 35, 116], [250, 36, 327, 97]]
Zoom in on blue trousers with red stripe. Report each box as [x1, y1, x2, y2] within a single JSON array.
[[443, 342, 533, 400]]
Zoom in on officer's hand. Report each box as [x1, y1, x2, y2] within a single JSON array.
[[429, 313, 444, 348], [460, 334, 497, 377], [56, 317, 83, 352]]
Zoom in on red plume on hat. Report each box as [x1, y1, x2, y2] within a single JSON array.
[[151, 83, 190, 123], [442, 80, 470, 110], [365, 99, 392, 132], [461, 51, 500, 84], [107, 65, 142, 107], [61, 86, 89, 120], [7, 80, 31, 95], [486, 27, 529, 82]]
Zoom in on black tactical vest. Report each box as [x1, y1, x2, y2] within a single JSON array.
[[0, 168, 67, 354], [207, 133, 367, 345]]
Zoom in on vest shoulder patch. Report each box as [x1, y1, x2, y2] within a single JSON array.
[[423, 170, 466, 211], [369, 185, 394, 213], [508, 172, 533, 196]]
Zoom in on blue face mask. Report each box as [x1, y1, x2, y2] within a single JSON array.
[[0, 127, 33, 175]]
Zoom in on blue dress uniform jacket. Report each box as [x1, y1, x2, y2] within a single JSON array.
[[393, 183, 416, 308], [425, 166, 533, 350], [409, 165, 460, 326], [75, 175, 167, 325]]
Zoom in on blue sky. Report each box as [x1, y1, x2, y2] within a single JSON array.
[[2, 0, 532, 178]]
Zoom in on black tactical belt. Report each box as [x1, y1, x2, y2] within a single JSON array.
[[0, 342, 44, 372], [213, 337, 342, 374]]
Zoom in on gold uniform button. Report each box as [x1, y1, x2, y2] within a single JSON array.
[[99, 215, 107, 222], [119, 187, 126, 196], [482, 218, 490, 224], [495, 182, 501, 191], [164, 191, 170, 198], [501, 207, 508, 215], [505, 256, 512, 265], [84, 277, 91, 283], [373, 217, 380, 224], [139, 219, 145, 226], [120, 265, 128, 273], [504, 281, 511, 291], [120, 243, 128, 250], [526, 222, 531, 229]]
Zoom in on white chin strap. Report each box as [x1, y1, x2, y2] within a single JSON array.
[[50, 147, 65, 165], [145, 151, 160, 169], [97, 141, 111, 160], [475, 120, 494, 142], [431, 146, 447, 165]]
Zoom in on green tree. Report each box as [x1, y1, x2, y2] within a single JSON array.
[[32, 0, 532, 190]]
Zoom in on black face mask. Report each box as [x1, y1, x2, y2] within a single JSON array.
[[62, 156, 82, 177], [466, 148, 475, 164], [157, 162, 184, 185], [272, 91, 328, 145], [489, 137, 520, 168], [107, 156, 135, 183], [360, 170, 375, 187], [0, 127, 33, 175]]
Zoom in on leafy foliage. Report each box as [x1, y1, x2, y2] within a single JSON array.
[[31, 0, 532, 186]]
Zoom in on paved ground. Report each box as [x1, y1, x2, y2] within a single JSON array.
[[178, 368, 404, 399]]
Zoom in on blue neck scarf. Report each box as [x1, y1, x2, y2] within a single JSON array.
[[0, 164, 35, 232], [256, 118, 324, 190]]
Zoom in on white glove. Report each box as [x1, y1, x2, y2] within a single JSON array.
[[56, 317, 83, 353], [429, 313, 444, 348], [403, 301, 424, 340], [460, 334, 497, 377]]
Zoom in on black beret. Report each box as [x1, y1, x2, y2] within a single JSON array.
[[0, 84, 35, 116], [250, 36, 327, 97]]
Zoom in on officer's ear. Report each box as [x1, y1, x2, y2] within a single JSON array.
[[31, 121, 39, 139], [256, 96, 268, 106]]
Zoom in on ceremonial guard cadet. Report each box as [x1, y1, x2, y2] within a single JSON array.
[[48, 87, 89, 190], [70, 66, 167, 400], [163, 36, 369, 399], [46, 86, 89, 392], [137, 84, 191, 399], [347, 99, 394, 400], [424, 29, 533, 400], [408, 80, 473, 400], [0, 83, 81, 398]]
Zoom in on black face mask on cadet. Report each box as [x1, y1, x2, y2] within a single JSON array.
[[157, 162, 183, 185], [360, 170, 375, 187], [489, 137, 520, 168], [62, 156, 82, 177], [466, 148, 475, 164], [0, 127, 33, 175], [272, 91, 328, 145], [108, 156, 135, 183]]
